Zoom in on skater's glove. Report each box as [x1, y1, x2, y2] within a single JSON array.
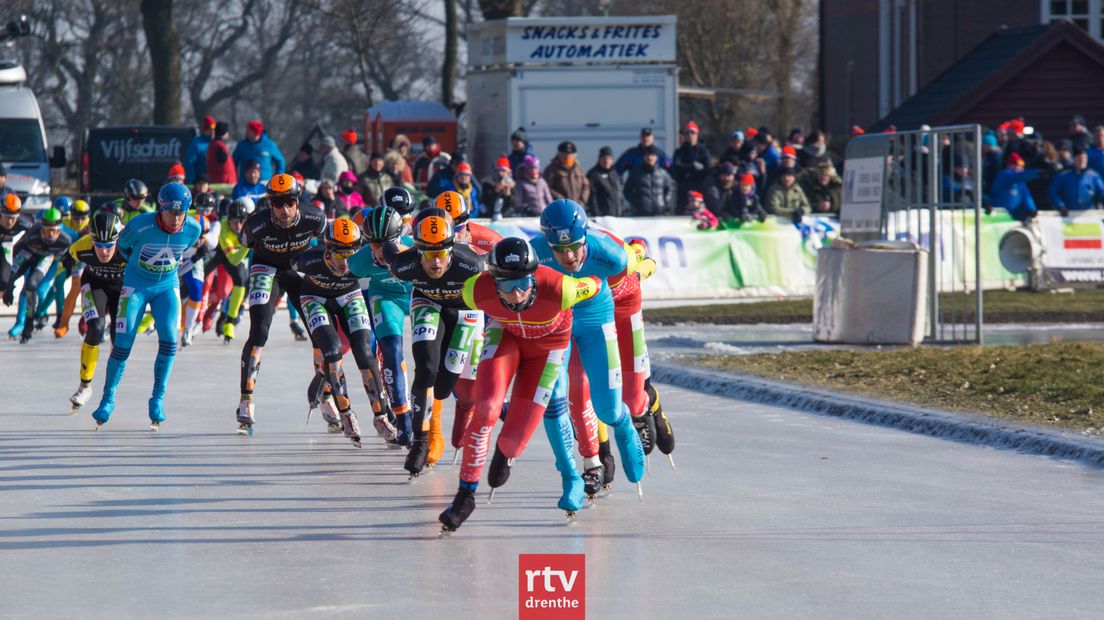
[[1, 288, 12, 306], [54, 325, 68, 339], [635, 257, 657, 281]]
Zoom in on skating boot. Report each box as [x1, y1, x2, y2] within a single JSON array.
[[70, 384, 93, 413], [612, 416, 646, 485], [236, 399, 255, 435], [340, 409, 363, 448], [149, 421, 161, 432], [438, 484, 477, 534], [34, 315, 49, 332], [632, 412, 657, 455], [320, 395, 342, 433], [405, 438, 429, 478], [222, 318, 237, 343], [289, 321, 308, 341], [181, 327, 193, 348], [427, 400, 445, 466], [393, 412, 413, 447], [214, 313, 227, 338], [148, 397, 166, 430], [559, 471, 585, 518], [582, 466, 604, 499], [650, 383, 676, 469], [488, 445, 513, 487], [19, 327, 32, 344], [598, 439, 616, 490], [92, 398, 115, 428], [373, 412, 398, 442]]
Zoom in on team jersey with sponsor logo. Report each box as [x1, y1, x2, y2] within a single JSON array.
[[240, 205, 326, 270], [347, 236, 415, 300], [389, 243, 485, 309], [116, 212, 202, 287], [530, 229, 626, 323], [292, 247, 361, 298], [461, 265, 599, 339], [0, 213, 33, 245], [64, 234, 127, 287]]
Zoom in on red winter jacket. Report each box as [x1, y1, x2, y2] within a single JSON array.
[[206, 139, 237, 185]]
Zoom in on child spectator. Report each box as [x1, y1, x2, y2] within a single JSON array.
[[687, 191, 718, 230]]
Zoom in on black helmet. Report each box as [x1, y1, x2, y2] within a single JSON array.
[[381, 186, 415, 215], [124, 178, 148, 201], [217, 197, 233, 218], [362, 205, 404, 243], [488, 237, 539, 279], [100, 200, 124, 218], [193, 192, 217, 213], [89, 210, 123, 244], [227, 198, 250, 220]]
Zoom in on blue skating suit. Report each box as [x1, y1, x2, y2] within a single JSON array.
[[93, 212, 202, 424]]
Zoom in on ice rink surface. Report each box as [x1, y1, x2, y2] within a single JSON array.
[[3, 326, 1104, 619]]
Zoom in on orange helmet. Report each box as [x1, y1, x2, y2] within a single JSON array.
[[324, 216, 362, 253], [3, 193, 21, 214], [411, 207, 455, 250], [266, 173, 301, 198], [434, 191, 470, 226]]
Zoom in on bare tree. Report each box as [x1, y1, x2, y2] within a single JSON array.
[[443, 0, 459, 107], [141, 0, 182, 124]]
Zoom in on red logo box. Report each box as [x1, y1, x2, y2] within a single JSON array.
[[518, 553, 585, 620]]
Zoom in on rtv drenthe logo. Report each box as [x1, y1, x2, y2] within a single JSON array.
[[138, 244, 184, 273], [518, 554, 584, 619]]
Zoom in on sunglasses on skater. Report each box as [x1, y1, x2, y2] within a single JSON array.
[[550, 239, 585, 254], [270, 195, 298, 209], [93, 241, 116, 250], [494, 275, 534, 294], [419, 248, 450, 260]]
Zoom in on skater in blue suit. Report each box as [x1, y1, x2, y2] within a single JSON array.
[[531, 198, 646, 488], [92, 183, 203, 430]]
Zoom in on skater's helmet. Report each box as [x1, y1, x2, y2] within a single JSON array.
[[488, 237, 539, 280], [381, 186, 414, 215], [71, 199, 91, 218], [434, 191, 470, 227], [53, 196, 73, 215], [324, 216, 362, 255], [361, 206, 404, 243], [540, 198, 588, 246], [157, 182, 192, 213], [89, 210, 123, 244], [265, 173, 300, 199], [227, 198, 253, 221], [411, 207, 454, 250], [2, 193, 21, 214], [193, 191, 217, 214], [124, 178, 149, 201], [40, 207, 62, 226]]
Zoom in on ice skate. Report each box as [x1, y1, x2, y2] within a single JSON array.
[[393, 413, 413, 447], [438, 487, 476, 533], [487, 445, 513, 488], [289, 321, 308, 341], [236, 399, 255, 435], [181, 326, 194, 348], [613, 417, 646, 483], [340, 409, 363, 448], [372, 413, 398, 443], [148, 397, 166, 428], [320, 396, 342, 433], [405, 438, 429, 478], [633, 411, 657, 455], [150, 421, 160, 432], [582, 466, 604, 500], [649, 383, 676, 465], [70, 384, 92, 413], [598, 439, 616, 490]]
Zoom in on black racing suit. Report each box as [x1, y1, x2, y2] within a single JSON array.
[[237, 205, 327, 396], [388, 243, 485, 443], [0, 214, 34, 306], [61, 234, 128, 348], [5, 225, 72, 337], [292, 247, 388, 418]]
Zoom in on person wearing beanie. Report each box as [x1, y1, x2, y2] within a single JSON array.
[[335, 170, 365, 217], [288, 142, 321, 181], [1069, 115, 1092, 152], [543, 140, 590, 204], [587, 145, 623, 216], [413, 136, 442, 185], [319, 135, 350, 184], [443, 161, 480, 214], [671, 121, 712, 213], [624, 146, 675, 216], [231, 159, 267, 202], [799, 161, 843, 215], [507, 127, 534, 175], [340, 129, 370, 177], [514, 155, 553, 216], [183, 115, 216, 182], [704, 162, 736, 217], [166, 162, 186, 183], [990, 152, 1040, 222], [797, 130, 831, 170], [615, 127, 670, 175], [731, 172, 767, 223], [719, 130, 745, 167], [766, 166, 811, 223], [359, 151, 392, 206], [206, 121, 237, 185], [231, 120, 285, 182], [686, 190, 719, 230], [480, 156, 515, 220]]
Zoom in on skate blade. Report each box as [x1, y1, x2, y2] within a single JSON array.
[[451, 449, 460, 465], [236, 425, 253, 436], [486, 487, 498, 505], [637, 482, 644, 501], [70, 405, 81, 415], [150, 424, 160, 432], [305, 408, 313, 424], [565, 511, 577, 524], [438, 525, 455, 538], [667, 453, 676, 471], [350, 438, 362, 448]]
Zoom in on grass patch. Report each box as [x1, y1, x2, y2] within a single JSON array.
[[644, 288, 1104, 325], [692, 341, 1104, 432]]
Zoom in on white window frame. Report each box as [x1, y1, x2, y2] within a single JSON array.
[[1041, 0, 1102, 39]]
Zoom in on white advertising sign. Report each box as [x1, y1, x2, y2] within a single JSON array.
[[469, 16, 677, 67], [839, 156, 886, 234]]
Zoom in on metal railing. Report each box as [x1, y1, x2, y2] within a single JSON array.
[[880, 124, 983, 344]]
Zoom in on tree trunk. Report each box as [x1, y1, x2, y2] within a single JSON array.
[[478, 0, 524, 20], [141, 0, 181, 125], [442, 0, 458, 107]]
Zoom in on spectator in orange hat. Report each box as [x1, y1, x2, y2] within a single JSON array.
[[731, 172, 766, 224], [850, 125, 865, 137], [990, 152, 1039, 222], [687, 190, 718, 230], [166, 162, 186, 184], [672, 120, 712, 213], [184, 115, 216, 182], [341, 129, 370, 177], [445, 161, 480, 213], [480, 156, 515, 221]]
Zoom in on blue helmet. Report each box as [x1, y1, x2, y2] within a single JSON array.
[[157, 182, 192, 213], [53, 196, 74, 215], [540, 199, 588, 245]]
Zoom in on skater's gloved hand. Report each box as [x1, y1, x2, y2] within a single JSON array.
[[757, 210, 767, 223], [2, 288, 12, 306], [791, 207, 805, 225], [54, 325, 68, 339], [635, 257, 657, 281]]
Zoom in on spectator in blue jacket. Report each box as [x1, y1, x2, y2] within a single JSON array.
[[1087, 126, 1104, 177], [506, 128, 534, 176], [615, 127, 670, 175], [183, 115, 215, 183], [990, 153, 1039, 222], [232, 120, 285, 182], [1047, 148, 1104, 214], [231, 160, 267, 201]]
